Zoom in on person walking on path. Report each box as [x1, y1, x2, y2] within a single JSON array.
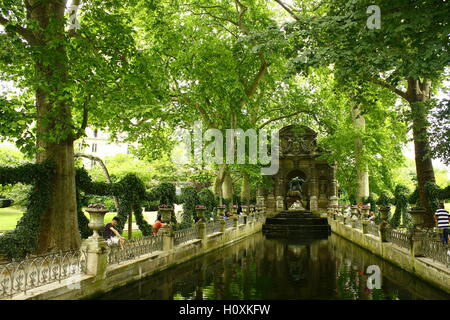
[[434, 203, 450, 245]]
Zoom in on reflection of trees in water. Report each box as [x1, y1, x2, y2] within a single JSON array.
[[332, 238, 402, 300], [99, 232, 447, 300], [287, 245, 308, 282]]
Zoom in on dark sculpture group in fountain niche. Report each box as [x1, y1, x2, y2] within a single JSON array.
[[257, 124, 338, 214], [288, 176, 306, 210]]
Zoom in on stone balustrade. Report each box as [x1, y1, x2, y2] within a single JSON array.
[[1, 212, 267, 300], [329, 211, 450, 293]]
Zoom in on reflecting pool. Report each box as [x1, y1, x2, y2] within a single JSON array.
[[97, 233, 450, 300]]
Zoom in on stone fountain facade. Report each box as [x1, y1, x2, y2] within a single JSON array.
[[257, 125, 338, 213]]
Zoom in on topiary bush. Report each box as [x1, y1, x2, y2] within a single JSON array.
[[0, 162, 55, 260], [152, 182, 176, 205], [198, 188, 217, 221], [390, 184, 411, 229], [179, 186, 198, 227]]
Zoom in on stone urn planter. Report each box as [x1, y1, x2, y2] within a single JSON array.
[[351, 215, 358, 228], [195, 205, 206, 222], [86, 206, 109, 238], [158, 205, 174, 224], [231, 205, 238, 215], [361, 206, 370, 219], [217, 205, 226, 219], [351, 206, 359, 217], [409, 207, 425, 229]]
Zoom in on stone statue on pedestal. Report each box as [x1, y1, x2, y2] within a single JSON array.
[[289, 176, 305, 198]]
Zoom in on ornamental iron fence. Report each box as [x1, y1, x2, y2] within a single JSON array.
[[108, 235, 163, 265], [174, 226, 198, 246], [386, 229, 410, 250], [367, 223, 379, 237], [0, 250, 86, 299], [206, 221, 222, 235], [422, 234, 449, 267]]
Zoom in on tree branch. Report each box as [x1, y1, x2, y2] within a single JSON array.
[[0, 14, 37, 44], [258, 109, 319, 129], [74, 95, 90, 140], [273, 0, 300, 21], [74, 153, 120, 210], [367, 77, 408, 100]]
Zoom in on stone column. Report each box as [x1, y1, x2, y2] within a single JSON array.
[[329, 196, 338, 207], [276, 196, 284, 211], [266, 193, 275, 212], [409, 207, 426, 257], [81, 237, 109, 280], [197, 220, 207, 247], [161, 225, 174, 251], [410, 229, 425, 257], [257, 185, 265, 207], [219, 218, 226, 233], [233, 215, 239, 228], [330, 164, 338, 198], [308, 163, 317, 198], [362, 220, 368, 234], [82, 209, 110, 280], [310, 195, 318, 213]]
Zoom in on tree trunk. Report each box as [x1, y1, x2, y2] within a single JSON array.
[[223, 172, 233, 202], [32, 1, 81, 253], [213, 164, 229, 205], [406, 78, 436, 226], [350, 102, 369, 205], [36, 139, 80, 253], [240, 173, 250, 205]]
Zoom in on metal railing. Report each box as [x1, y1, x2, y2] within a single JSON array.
[[0, 250, 86, 299], [386, 229, 410, 250], [367, 223, 379, 237], [206, 221, 222, 235], [174, 226, 198, 246], [108, 235, 163, 265], [422, 234, 449, 267], [225, 218, 234, 229]]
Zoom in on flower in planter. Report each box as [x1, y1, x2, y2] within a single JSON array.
[[88, 203, 106, 210], [232, 205, 238, 208], [158, 204, 173, 209], [217, 205, 227, 209], [195, 205, 206, 209]]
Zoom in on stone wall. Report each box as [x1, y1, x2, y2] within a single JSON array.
[[329, 217, 450, 293], [11, 216, 265, 300]]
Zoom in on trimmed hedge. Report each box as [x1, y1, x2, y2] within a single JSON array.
[[0, 162, 55, 259], [0, 163, 178, 259]]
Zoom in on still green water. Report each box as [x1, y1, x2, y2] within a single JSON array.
[[97, 233, 450, 300]]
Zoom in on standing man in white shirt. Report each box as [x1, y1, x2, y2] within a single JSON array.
[[434, 203, 450, 245]]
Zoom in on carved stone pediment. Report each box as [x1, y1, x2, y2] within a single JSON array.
[[279, 125, 318, 157]]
